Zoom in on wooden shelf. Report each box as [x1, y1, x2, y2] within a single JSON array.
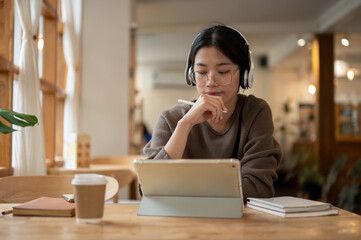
[[335, 105, 361, 142]]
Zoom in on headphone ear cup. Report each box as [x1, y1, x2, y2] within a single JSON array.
[[247, 50, 254, 89], [243, 69, 249, 89], [186, 67, 195, 86], [247, 68, 254, 88]]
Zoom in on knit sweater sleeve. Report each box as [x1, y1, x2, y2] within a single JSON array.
[[238, 95, 282, 200], [143, 106, 187, 159]]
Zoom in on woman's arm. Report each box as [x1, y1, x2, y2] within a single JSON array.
[[144, 94, 227, 159], [164, 118, 193, 159], [238, 97, 282, 199]]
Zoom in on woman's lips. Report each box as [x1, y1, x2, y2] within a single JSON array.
[[206, 92, 221, 96]]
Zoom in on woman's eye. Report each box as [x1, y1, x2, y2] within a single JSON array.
[[219, 71, 230, 75], [196, 71, 207, 75]]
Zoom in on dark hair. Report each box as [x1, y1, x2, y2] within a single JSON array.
[[185, 25, 252, 89]]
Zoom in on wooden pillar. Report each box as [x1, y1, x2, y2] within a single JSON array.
[[55, 22, 66, 163], [42, 0, 58, 164], [129, 27, 137, 154], [0, 0, 14, 170], [312, 34, 335, 175]]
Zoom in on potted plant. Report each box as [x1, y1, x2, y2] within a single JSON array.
[[286, 149, 361, 213], [0, 109, 38, 134], [285, 147, 324, 200], [323, 156, 361, 213]]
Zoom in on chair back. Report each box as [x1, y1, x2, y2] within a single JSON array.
[[0, 175, 118, 203], [90, 155, 145, 200], [91, 155, 145, 171]]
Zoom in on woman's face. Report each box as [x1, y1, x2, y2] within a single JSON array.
[[194, 46, 240, 107]]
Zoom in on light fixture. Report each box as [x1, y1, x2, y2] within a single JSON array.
[[297, 38, 306, 47], [347, 69, 355, 81], [308, 84, 316, 95], [341, 36, 349, 47], [37, 35, 44, 50]]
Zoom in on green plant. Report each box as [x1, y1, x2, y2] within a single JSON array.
[[323, 156, 361, 213], [274, 99, 299, 136], [285, 148, 324, 187], [0, 109, 38, 134], [287, 150, 361, 213]]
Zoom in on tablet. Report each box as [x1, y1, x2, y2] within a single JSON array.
[[134, 159, 243, 218], [134, 158, 242, 198]]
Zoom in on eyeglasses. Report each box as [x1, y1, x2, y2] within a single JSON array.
[[190, 68, 239, 86]]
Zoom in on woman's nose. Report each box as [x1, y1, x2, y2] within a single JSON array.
[[206, 73, 218, 86]]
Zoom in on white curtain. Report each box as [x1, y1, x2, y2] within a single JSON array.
[[13, 0, 45, 175], [62, 0, 82, 164]]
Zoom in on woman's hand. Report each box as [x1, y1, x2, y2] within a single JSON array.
[[182, 94, 228, 126]]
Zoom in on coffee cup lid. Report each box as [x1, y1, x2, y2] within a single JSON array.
[[72, 174, 108, 185]]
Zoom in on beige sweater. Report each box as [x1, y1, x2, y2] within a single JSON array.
[[143, 94, 282, 200]]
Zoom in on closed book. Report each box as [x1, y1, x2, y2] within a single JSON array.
[[247, 196, 332, 213], [247, 203, 339, 218], [13, 197, 75, 217]]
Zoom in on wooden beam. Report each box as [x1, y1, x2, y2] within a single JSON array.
[[312, 34, 335, 175], [0, 55, 18, 73], [40, 78, 66, 96], [42, 0, 58, 20], [129, 28, 137, 154], [0, 0, 14, 168], [42, 4, 58, 163], [0, 55, 12, 72], [55, 30, 67, 160]]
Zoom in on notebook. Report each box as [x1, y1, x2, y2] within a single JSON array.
[[247, 196, 339, 218], [134, 159, 243, 218], [12, 197, 75, 217]]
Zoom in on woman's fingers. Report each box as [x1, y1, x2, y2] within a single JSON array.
[[182, 94, 226, 125], [196, 94, 225, 123]]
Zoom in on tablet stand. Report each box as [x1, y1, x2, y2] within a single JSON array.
[[138, 196, 243, 218]]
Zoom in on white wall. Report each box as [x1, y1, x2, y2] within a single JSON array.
[[81, 0, 131, 157]]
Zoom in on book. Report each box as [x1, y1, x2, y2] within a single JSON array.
[[247, 196, 339, 218], [12, 197, 75, 217], [247, 196, 332, 212]]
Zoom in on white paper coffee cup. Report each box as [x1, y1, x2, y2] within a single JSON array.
[[72, 174, 107, 223]]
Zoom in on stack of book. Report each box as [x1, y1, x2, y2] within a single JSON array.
[[247, 196, 339, 218]]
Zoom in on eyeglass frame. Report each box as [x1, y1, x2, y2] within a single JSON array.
[[189, 67, 240, 86]]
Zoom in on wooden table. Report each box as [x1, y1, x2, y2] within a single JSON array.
[[1, 203, 360, 239]]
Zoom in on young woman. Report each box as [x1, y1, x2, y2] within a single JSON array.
[[143, 25, 282, 199]]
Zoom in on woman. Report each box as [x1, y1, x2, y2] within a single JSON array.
[[143, 25, 282, 199]]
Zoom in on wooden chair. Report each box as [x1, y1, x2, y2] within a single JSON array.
[[90, 155, 145, 199], [90, 155, 145, 171], [0, 175, 119, 203], [47, 168, 135, 202]]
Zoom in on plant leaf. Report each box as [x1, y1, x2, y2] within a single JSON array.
[[0, 109, 38, 128], [338, 182, 359, 212], [0, 120, 16, 134], [348, 157, 361, 179], [322, 156, 348, 198]]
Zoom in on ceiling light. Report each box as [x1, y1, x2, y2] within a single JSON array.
[[334, 60, 349, 77], [297, 38, 306, 47], [308, 84, 316, 95], [347, 69, 355, 81], [341, 37, 349, 47]]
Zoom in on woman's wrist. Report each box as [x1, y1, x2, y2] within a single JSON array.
[[177, 117, 194, 133]]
